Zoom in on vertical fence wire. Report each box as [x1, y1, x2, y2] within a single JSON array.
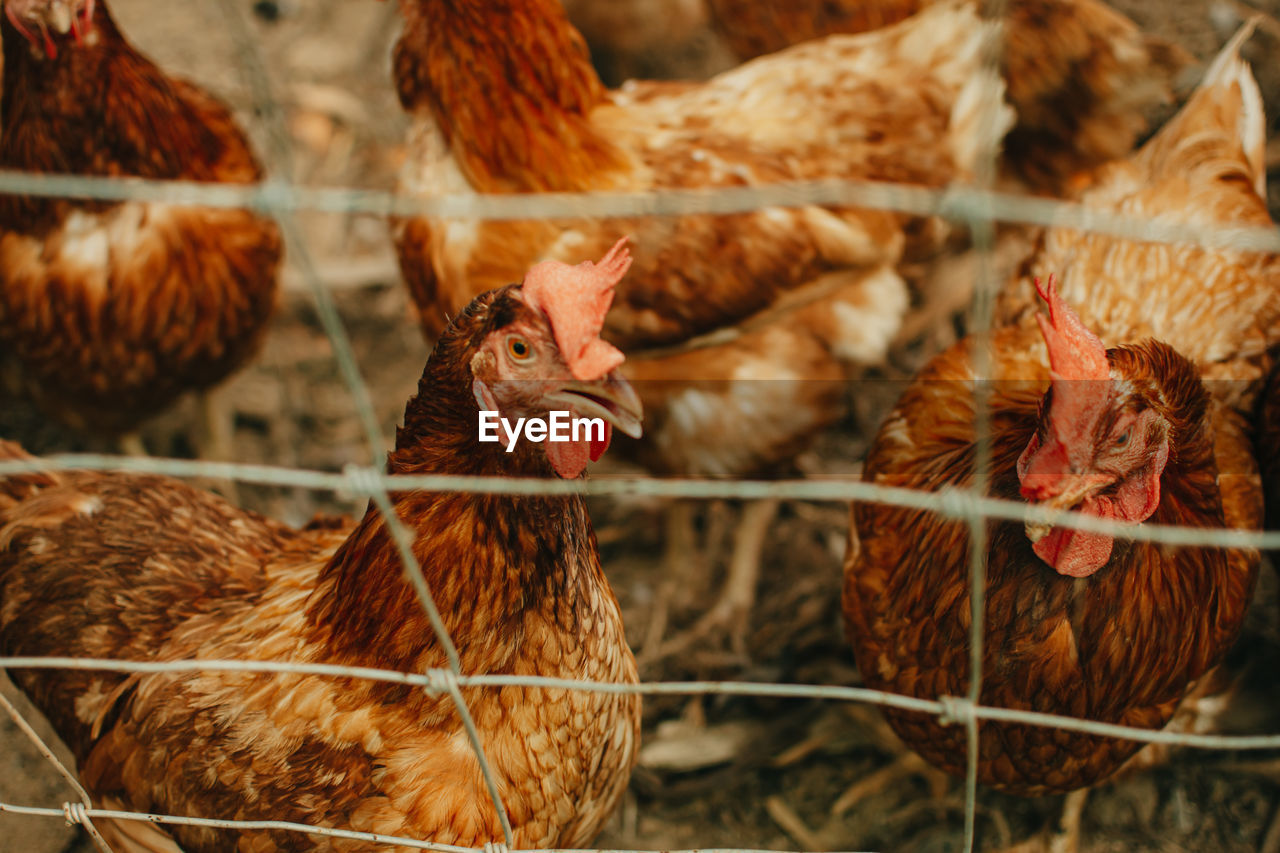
[[206, 0, 517, 842], [959, 1, 1013, 848]]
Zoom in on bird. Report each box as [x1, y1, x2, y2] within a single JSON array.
[[0, 242, 645, 852], [844, 23, 1274, 850], [0, 0, 282, 460], [703, 0, 1193, 194]]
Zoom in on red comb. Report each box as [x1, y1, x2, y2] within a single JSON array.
[[1034, 274, 1108, 382], [1033, 274, 1111, 449], [1034, 274, 1105, 379], [523, 237, 631, 380]]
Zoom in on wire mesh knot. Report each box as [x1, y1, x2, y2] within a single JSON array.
[[935, 486, 977, 522], [250, 177, 296, 215], [62, 802, 88, 826], [341, 464, 386, 499], [938, 695, 977, 728], [484, 842, 511, 853], [423, 667, 461, 696]]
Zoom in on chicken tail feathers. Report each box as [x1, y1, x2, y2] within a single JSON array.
[[1139, 21, 1265, 201], [0, 440, 58, 508], [1199, 18, 1265, 197]]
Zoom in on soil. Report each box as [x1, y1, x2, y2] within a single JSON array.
[[1, 0, 1279, 851]]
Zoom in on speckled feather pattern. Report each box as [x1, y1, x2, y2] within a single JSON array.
[[0, 291, 641, 851], [996, 44, 1278, 413], [393, 0, 1003, 344], [0, 1, 281, 434], [703, 0, 1191, 192]]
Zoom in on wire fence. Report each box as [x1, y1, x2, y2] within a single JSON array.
[[0, 1, 1278, 852]]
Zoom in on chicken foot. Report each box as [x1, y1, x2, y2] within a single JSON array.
[[117, 432, 148, 457], [649, 498, 780, 662], [637, 499, 699, 664], [830, 750, 946, 816], [195, 386, 241, 504]]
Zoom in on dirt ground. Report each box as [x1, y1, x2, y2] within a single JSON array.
[[2, 0, 1280, 851]]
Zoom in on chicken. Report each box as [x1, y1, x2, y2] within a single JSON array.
[[0, 0, 281, 457], [392, 0, 1015, 658], [0, 244, 645, 851], [705, 0, 1192, 193], [843, 26, 1273, 847]]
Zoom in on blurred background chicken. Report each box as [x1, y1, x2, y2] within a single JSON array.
[[845, 26, 1276, 850], [0, 249, 644, 852], [0, 0, 281, 460], [704, 0, 1193, 194]]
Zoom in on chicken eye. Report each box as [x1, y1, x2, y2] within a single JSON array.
[[1114, 430, 1130, 447], [506, 336, 533, 361]]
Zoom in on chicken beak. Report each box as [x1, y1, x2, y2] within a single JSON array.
[[46, 0, 72, 34], [547, 371, 644, 440], [1023, 473, 1111, 544]]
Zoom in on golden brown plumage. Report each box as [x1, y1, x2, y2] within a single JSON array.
[[0, 254, 645, 851], [705, 0, 1192, 193], [844, 29, 1271, 797], [847, 326, 1258, 792], [0, 0, 280, 436]]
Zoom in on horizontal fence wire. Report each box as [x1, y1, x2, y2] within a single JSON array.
[[2, 169, 1278, 253], [1, 2, 1279, 852], [0, 801, 812, 853], [0, 454, 1277, 550], [5, 656, 1280, 751]]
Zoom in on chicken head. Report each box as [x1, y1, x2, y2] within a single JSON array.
[[4, 0, 94, 58], [470, 237, 643, 478], [1016, 275, 1171, 577]]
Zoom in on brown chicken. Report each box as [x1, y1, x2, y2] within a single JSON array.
[[705, 0, 1192, 193], [0, 0, 281, 454], [393, 0, 1017, 657], [0, 245, 644, 851], [844, 25, 1272, 846]]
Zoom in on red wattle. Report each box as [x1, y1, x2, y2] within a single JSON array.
[[589, 423, 612, 462], [1032, 496, 1118, 578]]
